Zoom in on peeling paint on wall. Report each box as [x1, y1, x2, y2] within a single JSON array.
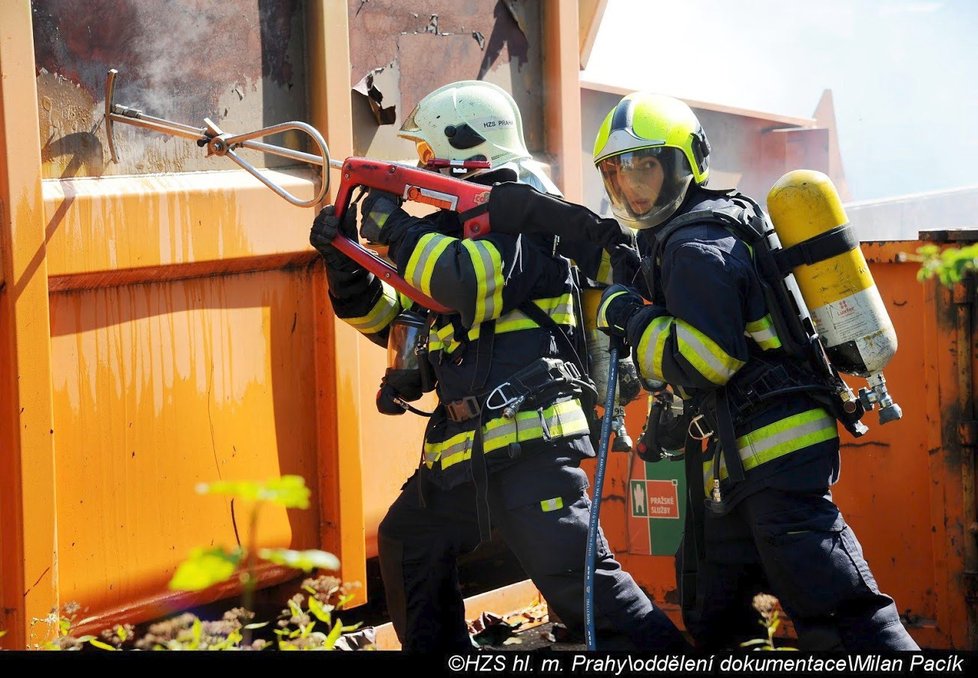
[[353, 66, 398, 125], [32, 0, 308, 178], [347, 0, 542, 161]]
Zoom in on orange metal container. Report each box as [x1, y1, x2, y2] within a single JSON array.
[[0, 0, 588, 648], [0, 1, 371, 647], [7, 0, 974, 653], [592, 240, 977, 649]]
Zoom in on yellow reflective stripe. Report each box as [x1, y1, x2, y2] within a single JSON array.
[[540, 497, 564, 512], [596, 251, 613, 286], [676, 321, 744, 385], [746, 315, 782, 350], [460, 239, 504, 324], [423, 399, 590, 467], [637, 316, 673, 382], [405, 233, 454, 296], [702, 408, 839, 489], [597, 289, 629, 330], [345, 283, 399, 334], [429, 322, 458, 353], [491, 294, 576, 335]]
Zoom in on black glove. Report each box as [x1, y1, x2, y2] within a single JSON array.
[[617, 356, 642, 405], [596, 284, 645, 339], [310, 204, 359, 272], [610, 244, 643, 286], [487, 182, 634, 248], [360, 189, 412, 246]]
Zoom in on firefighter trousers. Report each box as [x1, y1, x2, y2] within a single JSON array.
[[378, 444, 688, 652], [678, 485, 919, 651]]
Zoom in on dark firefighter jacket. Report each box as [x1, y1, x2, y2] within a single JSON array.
[[628, 190, 841, 507], [328, 209, 595, 490]]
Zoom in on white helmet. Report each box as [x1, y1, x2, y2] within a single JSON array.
[[398, 80, 531, 177]]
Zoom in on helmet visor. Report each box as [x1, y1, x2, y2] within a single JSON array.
[[597, 147, 693, 230]]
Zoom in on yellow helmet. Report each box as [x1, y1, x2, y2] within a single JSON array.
[[592, 92, 711, 229], [398, 80, 530, 177]]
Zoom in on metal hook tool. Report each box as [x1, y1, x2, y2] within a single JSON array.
[[104, 68, 340, 208]]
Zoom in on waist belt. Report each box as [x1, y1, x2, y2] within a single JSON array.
[[442, 357, 589, 423], [697, 357, 834, 512]]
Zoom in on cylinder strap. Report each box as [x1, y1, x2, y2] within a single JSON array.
[[773, 223, 858, 275]]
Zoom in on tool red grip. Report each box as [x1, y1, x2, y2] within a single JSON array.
[[330, 158, 493, 314]]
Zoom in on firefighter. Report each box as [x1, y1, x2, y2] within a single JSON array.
[[588, 92, 920, 650], [309, 81, 686, 652]]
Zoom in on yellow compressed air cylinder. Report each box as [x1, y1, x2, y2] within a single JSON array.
[[766, 170, 897, 378], [582, 288, 612, 399]]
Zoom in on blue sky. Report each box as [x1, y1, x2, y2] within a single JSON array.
[[582, 0, 978, 201]]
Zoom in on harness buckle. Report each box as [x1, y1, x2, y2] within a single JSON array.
[[688, 414, 714, 441], [444, 396, 482, 423]]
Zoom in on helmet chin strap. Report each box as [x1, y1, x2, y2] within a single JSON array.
[[422, 156, 491, 177]]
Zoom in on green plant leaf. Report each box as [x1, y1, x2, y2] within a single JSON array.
[[168, 547, 244, 591], [211, 629, 243, 650], [307, 595, 332, 625], [324, 618, 344, 649], [916, 244, 978, 287], [88, 639, 117, 651], [198, 476, 311, 509], [189, 617, 203, 650], [114, 624, 128, 642], [244, 621, 270, 630], [259, 548, 339, 572]]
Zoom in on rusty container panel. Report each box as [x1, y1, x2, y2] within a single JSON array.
[[594, 241, 973, 648], [831, 244, 948, 647], [3, 0, 585, 645], [1, 0, 372, 646], [48, 269, 321, 614]]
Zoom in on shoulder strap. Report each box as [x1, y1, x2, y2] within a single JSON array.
[[518, 300, 588, 378]]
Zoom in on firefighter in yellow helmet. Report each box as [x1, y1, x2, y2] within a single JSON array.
[[485, 90, 919, 651], [590, 92, 918, 651], [309, 81, 684, 652]]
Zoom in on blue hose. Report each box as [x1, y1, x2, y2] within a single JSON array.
[[584, 338, 622, 651]]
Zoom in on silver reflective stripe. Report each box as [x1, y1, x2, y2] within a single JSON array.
[[637, 316, 672, 381], [424, 399, 589, 469], [345, 283, 399, 334], [703, 408, 839, 488], [746, 315, 781, 350], [461, 239, 504, 324], [405, 233, 453, 295], [676, 322, 743, 385]]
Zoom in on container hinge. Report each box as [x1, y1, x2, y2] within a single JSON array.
[[959, 421, 978, 448]]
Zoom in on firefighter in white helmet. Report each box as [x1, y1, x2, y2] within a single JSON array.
[[309, 81, 682, 652]]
